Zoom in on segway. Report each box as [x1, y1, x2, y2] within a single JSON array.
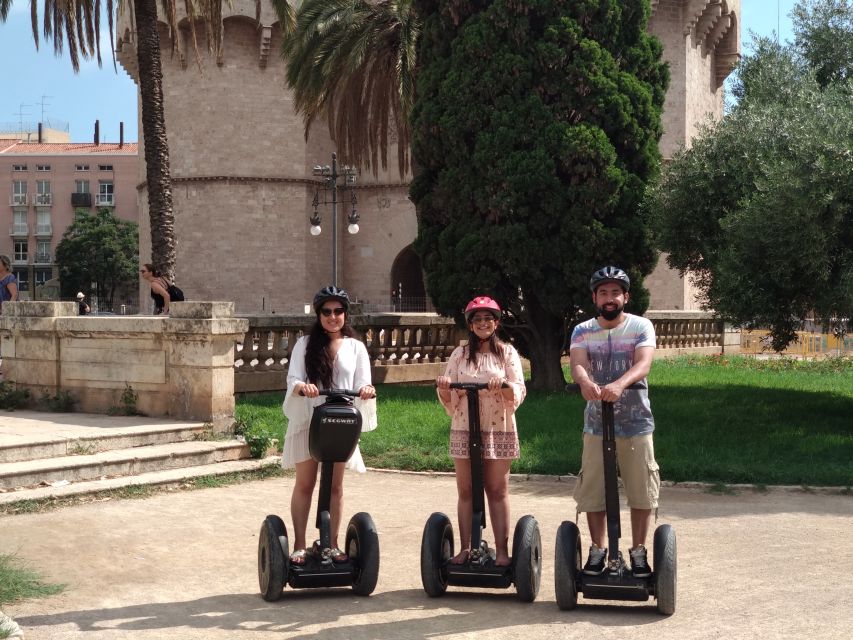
[[555, 383, 676, 614], [421, 382, 542, 602], [258, 389, 380, 601]]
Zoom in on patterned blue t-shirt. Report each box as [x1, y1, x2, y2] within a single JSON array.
[[569, 313, 656, 437]]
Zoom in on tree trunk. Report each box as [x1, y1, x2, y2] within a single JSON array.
[[134, 0, 176, 282], [508, 293, 567, 392]]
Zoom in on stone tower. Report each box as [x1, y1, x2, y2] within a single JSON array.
[[116, 0, 740, 314]]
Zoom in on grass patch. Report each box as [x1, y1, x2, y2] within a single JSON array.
[[0, 553, 65, 606], [0, 465, 288, 516], [237, 355, 853, 486]]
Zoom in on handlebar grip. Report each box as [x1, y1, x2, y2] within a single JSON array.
[[297, 388, 362, 397], [443, 382, 510, 390], [564, 382, 646, 393]]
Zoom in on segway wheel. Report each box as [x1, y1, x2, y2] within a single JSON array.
[[511, 515, 542, 602], [346, 512, 380, 596], [258, 515, 289, 601], [653, 524, 677, 615], [554, 520, 581, 610], [420, 512, 453, 597]]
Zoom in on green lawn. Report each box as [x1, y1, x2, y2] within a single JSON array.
[[236, 356, 853, 486]]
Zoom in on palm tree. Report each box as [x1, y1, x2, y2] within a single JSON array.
[[280, 0, 419, 177], [0, 0, 294, 281]]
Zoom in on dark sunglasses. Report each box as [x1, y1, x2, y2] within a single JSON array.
[[320, 307, 346, 317]]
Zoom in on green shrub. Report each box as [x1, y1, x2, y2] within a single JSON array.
[[0, 381, 30, 411], [37, 389, 76, 412], [234, 418, 279, 459], [107, 384, 143, 416]]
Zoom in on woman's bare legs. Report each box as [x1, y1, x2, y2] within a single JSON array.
[[290, 459, 347, 561]]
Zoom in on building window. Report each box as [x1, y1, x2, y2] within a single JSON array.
[[36, 164, 51, 172], [35, 180, 51, 205], [36, 209, 52, 235], [36, 239, 51, 263], [97, 181, 114, 205], [98, 164, 113, 171], [35, 268, 52, 287], [14, 240, 28, 263], [75, 164, 90, 171], [12, 209, 27, 234], [13, 268, 28, 292], [12, 164, 27, 172], [11, 180, 27, 205], [75, 180, 90, 194]]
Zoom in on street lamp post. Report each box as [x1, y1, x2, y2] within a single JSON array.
[[310, 152, 359, 286]]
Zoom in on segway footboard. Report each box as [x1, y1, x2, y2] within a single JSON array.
[[580, 572, 652, 602]]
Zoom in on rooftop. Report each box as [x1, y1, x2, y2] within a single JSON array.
[[0, 141, 138, 155]]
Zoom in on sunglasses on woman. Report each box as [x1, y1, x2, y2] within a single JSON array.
[[320, 307, 346, 317]]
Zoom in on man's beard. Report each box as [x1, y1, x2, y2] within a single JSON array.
[[598, 304, 623, 321]]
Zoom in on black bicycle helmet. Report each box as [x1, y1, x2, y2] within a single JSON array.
[[589, 266, 631, 292], [313, 285, 351, 312]]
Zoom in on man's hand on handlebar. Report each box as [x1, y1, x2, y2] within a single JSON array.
[[578, 379, 601, 402], [600, 381, 626, 403]]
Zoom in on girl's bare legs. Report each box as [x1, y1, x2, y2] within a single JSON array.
[[484, 458, 512, 566], [290, 459, 347, 560], [452, 457, 472, 563]]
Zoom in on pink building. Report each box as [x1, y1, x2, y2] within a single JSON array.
[[0, 138, 138, 300]]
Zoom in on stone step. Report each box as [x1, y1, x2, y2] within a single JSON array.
[[0, 423, 210, 464], [0, 455, 282, 505], [0, 440, 251, 490]]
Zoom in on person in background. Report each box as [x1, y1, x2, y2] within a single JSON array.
[[140, 263, 171, 315], [0, 255, 19, 311], [77, 292, 90, 315]]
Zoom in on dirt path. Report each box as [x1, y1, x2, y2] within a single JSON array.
[[2, 472, 852, 639]]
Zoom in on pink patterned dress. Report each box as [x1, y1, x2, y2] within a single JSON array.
[[438, 343, 526, 459]]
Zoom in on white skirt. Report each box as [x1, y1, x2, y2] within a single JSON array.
[[280, 426, 366, 473]]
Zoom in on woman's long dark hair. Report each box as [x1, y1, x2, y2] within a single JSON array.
[[305, 315, 356, 389], [465, 329, 506, 367]]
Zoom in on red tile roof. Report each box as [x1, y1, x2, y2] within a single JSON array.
[[0, 141, 138, 154]]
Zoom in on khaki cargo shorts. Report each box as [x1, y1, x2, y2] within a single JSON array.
[[573, 432, 660, 512]]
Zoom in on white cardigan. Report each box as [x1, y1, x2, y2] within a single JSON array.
[[281, 336, 377, 472]]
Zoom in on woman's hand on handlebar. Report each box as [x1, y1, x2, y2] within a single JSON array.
[[358, 384, 376, 400], [296, 382, 319, 398], [435, 375, 452, 390], [487, 376, 506, 392]]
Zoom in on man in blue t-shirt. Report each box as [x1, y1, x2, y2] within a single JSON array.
[[569, 266, 660, 578]]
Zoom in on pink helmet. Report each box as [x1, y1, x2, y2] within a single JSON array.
[[464, 296, 501, 322]]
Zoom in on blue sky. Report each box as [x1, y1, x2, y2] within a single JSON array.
[[0, 1, 797, 143]]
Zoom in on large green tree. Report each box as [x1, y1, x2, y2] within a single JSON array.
[[648, 14, 853, 350], [0, 1, 293, 281], [56, 208, 139, 307], [411, 0, 668, 390]]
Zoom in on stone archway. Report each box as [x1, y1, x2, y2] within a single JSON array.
[[390, 245, 429, 312]]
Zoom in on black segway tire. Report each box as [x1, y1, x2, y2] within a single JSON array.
[[346, 512, 380, 596], [258, 515, 289, 601], [421, 512, 453, 597], [554, 520, 581, 610], [653, 524, 677, 615], [512, 515, 542, 602]]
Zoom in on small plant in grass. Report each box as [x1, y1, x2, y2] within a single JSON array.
[[234, 418, 279, 459], [0, 553, 65, 607], [0, 381, 30, 411], [38, 389, 76, 412], [107, 384, 144, 416], [68, 441, 97, 456]]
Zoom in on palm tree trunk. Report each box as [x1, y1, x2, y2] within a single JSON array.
[[133, 0, 176, 282]]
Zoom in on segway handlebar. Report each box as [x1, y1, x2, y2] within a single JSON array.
[[564, 382, 646, 394], [298, 388, 365, 397], [444, 382, 510, 390]]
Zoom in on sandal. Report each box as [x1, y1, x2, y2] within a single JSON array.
[[289, 549, 307, 565], [330, 547, 348, 563]]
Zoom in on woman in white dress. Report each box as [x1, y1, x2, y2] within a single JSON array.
[[281, 286, 376, 565]]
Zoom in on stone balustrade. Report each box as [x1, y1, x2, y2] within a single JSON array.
[[234, 310, 737, 394]]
